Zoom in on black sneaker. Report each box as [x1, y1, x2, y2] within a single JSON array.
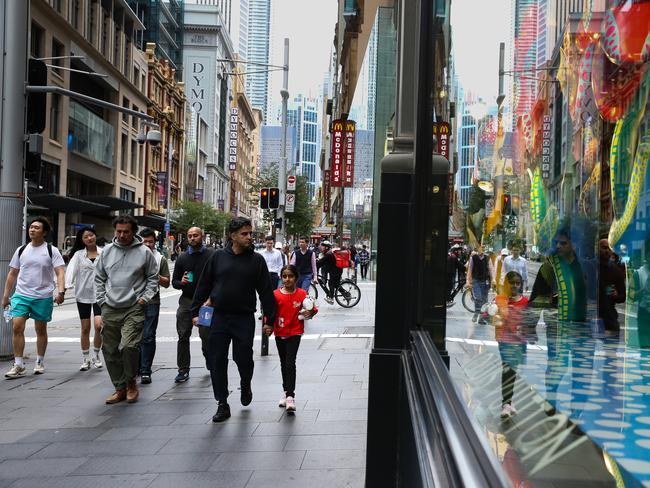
[[174, 371, 189, 383], [141, 374, 152, 384], [240, 382, 253, 406], [212, 402, 231, 422]]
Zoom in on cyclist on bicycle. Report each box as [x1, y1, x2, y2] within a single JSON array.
[[447, 245, 463, 306], [317, 240, 342, 305]]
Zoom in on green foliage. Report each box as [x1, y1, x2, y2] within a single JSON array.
[[247, 164, 316, 241], [173, 200, 231, 238]]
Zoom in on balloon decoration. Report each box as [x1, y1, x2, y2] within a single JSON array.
[[530, 167, 546, 231], [537, 205, 559, 255], [602, 2, 650, 65]]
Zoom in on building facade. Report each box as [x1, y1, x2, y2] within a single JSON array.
[[287, 95, 321, 200], [30, 0, 150, 246], [260, 125, 297, 171], [243, 0, 271, 118]]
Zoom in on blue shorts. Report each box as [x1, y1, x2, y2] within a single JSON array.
[[11, 294, 54, 322]]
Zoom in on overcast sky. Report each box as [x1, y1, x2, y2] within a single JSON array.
[[450, 0, 511, 102]]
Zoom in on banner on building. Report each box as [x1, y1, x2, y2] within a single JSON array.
[[229, 107, 238, 171], [330, 119, 344, 186], [433, 122, 451, 160], [343, 120, 356, 187], [193, 188, 204, 202], [323, 170, 331, 212], [541, 115, 551, 180], [156, 171, 167, 206]]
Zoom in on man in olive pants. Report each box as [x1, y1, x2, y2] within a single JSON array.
[[95, 215, 158, 404]]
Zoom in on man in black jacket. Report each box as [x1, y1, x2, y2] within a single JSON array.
[[317, 240, 342, 304], [192, 218, 276, 422], [171, 227, 215, 383]]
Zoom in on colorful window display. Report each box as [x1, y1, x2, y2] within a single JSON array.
[[451, 2, 650, 485]]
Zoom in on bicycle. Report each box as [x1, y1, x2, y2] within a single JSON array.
[[447, 278, 475, 313], [308, 274, 361, 308]]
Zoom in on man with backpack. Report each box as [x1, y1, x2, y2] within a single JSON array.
[[3, 217, 66, 378], [317, 240, 343, 304]]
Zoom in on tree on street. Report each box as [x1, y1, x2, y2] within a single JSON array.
[[173, 200, 230, 240]]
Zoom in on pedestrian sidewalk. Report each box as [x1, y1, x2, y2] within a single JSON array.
[[0, 280, 376, 488]]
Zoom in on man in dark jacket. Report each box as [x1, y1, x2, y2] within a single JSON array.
[[192, 218, 276, 422], [317, 240, 342, 304], [171, 227, 215, 383]]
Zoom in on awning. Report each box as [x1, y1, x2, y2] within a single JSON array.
[[135, 214, 167, 230], [80, 195, 144, 211], [29, 193, 110, 214]]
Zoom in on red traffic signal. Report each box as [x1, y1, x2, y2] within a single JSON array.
[[260, 188, 270, 209]]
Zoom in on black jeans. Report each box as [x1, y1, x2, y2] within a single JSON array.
[[207, 312, 256, 403], [176, 296, 210, 373], [275, 335, 301, 397], [360, 263, 368, 279], [327, 271, 342, 299]]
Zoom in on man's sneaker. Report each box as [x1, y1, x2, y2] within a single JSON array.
[[33, 361, 45, 375], [4, 363, 26, 379], [325, 297, 334, 305], [285, 396, 296, 412], [79, 358, 91, 371], [141, 374, 152, 384], [472, 313, 479, 323], [91, 357, 103, 368], [241, 382, 253, 406], [212, 402, 231, 422], [174, 371, 189, 383], [278, 392, 287, 408], [500, 403, 516, 419]]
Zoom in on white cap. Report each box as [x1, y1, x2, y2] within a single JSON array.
[[274, 242, 283, 249], [501, 248, 509, 256]]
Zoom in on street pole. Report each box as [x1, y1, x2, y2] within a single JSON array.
[[166, 139, 172, 233], [276, 38, 289, 245], [0, 0, 28, 359]]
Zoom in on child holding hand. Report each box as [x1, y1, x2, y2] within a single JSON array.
[[263, 264, 317, 412]]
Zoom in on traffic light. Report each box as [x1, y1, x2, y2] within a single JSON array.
[[27, 58, 47, 134], [269, 187, 280, 209], [260, 188, 269, 209], [274, 217, 283, 229]]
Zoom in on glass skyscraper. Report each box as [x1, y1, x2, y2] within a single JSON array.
[[243, 0, 271, 119]]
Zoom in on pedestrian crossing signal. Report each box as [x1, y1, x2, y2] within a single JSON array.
[[260, 188, 269, 209], [269, 188, 280, 209]]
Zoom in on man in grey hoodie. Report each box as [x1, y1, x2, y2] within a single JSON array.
[[95, 215, 158, 404]]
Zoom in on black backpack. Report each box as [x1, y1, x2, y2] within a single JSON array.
[[18, 243, 53, 260]]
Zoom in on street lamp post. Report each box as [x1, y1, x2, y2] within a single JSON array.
[[276, 39, 290, 245]]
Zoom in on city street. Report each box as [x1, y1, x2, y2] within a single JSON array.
[[0, 279, 375, 488]]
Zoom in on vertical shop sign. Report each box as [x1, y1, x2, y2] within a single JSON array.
[[156, 171, 167, 206], [542, 115, 551, 180], [435, 122, 450, 159], [330, 119, 344, 186], [323, 170, 331, 212], [229, 107, 238, 171], [344, 120, 356, 187]]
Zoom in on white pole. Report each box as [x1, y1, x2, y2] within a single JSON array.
[[276, 38, 290, 245]]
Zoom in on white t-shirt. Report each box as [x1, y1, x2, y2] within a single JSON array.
[[259, 248, 285, 274], [9, 242, 65, 299]]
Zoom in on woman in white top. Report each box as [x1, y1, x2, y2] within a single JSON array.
[[65, 227, 103, 371]]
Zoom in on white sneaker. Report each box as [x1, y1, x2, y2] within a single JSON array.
[[500, 404, 516, 419], [4, 363, 26, 379], [91, 357, 103, 368], [79, 358, 91, 371], [285, 396, 296, 412], [33, 361, 45, 375], [325, 297, 334, 305], [278, 392, 287, 408]]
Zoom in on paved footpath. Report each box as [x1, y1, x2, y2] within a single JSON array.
[[0, 280, 376, 488]]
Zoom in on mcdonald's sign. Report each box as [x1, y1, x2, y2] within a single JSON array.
[[329, 119, 356, 187], [433, 122, 450, 160]]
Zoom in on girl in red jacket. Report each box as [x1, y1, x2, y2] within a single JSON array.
[[263, 264, 317, 412]]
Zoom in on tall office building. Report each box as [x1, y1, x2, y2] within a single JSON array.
[[238, 0, 249, 59], [455, 85, 478, 207], [186, 0, 232, 31], [366, 14, 378, 132], [260, 125, 298, 170], [243, 0, 271, 118], [510, 0, 539, 124], [287, 95, 321, 200]]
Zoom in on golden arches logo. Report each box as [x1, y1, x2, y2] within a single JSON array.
[[346, 122, 356, 132], [333, 121, 344, 131], [438, 124, 450, 134]]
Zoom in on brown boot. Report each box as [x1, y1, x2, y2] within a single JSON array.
[[105, 389, 126, 404], [126, 380, 139, 403]]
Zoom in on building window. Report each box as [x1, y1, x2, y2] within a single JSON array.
[[122, 97, 130, 126], [30, 22, 44, 58], [131, 140, 138, 177], [70, 0, 81, 30], [52, 0, 63, 14], [132, 105, 138, 130], [87, 0, 97, 45], [49, 94, 61, 141], [51, 38, 64, 73], [133, 65, 140, 89], [121, 133, 128, 172]]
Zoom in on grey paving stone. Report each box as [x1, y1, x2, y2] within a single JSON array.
[[30, 438, 168, 458], [95, 426, 147, 441], [100, 413, 181, 428], [151, 471, 252, 488], [209, 450, 305, 471], [0, 430, 35, 444], [317, 408, 368, 422], [6, 474, 157, 488], [0, 443, 47, 461], [72, 453, 217, 475], [304, 398, 368, 410], [18, 427, 106, 443], [245, 468, 365, 488], [138, 422, 259, 440], [301, 449, 366, 469], [0, 457, 89, 478], [284, 434, 366, 451], [254, 419, 366, 436], [62, 415, 112, 428], [157, 435, 289, 454]]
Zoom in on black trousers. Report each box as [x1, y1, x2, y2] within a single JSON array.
[[360, 263, 369, 279], [275, 335, 301, 397], [207, 312, 256, 403]]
